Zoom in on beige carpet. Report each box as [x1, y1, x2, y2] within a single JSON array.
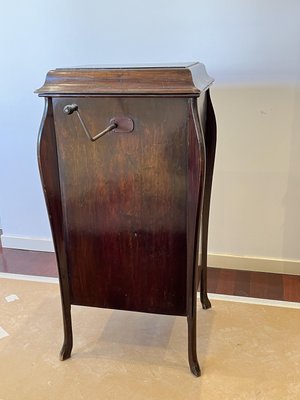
[[0, 277, 299, 399]]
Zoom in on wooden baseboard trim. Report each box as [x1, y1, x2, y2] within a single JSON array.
[[208, 254, 300, 276]]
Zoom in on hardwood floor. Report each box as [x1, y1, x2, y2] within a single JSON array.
[[1, 247, 300, 302], [0, 247, 57, 277]]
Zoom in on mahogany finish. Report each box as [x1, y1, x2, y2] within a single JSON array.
[[200, 91, 217, 309], [36, 63, 216, 376], [36, 62, 211, 96], [37, 98, 73, 360]]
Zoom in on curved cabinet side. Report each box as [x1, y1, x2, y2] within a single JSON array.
[[37, 98, 73, 360], [200, 89, 217, 309], [186, 97, 206, 377]]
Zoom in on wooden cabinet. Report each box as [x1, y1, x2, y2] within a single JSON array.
[[36, 63, 216, 376]]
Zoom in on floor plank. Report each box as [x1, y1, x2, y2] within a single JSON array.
[[250, 271, 284, 301], [206, 266, 220, 293], [282, 274, 300, 302], [233, 269, 251, 297], [0, 247, 57, 277], [215, 268, 237, 295]]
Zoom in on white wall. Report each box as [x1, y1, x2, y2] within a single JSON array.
[[210, 86, 300, 262], [0, 1, 299, 271]]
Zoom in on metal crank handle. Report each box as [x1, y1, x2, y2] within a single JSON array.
[[63, 104, 117, 142]]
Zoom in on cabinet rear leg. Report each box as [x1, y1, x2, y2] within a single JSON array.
[[200, 257, 212, 310], [199, 89, 216, 311]]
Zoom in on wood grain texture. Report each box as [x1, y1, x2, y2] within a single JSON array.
[[35, 63, 216, 376], [233, 270, 251, 297], [185, 97, 207, 376], [0, 247, 57, 277], [199, 90, 217, 309], [283, 275, 300, 302], [250, 271, 283, 301], [37, 98, 73, 360], [53, 97, 189, 316], [35, 63, 213, 96], [206, 267, 300, 302]]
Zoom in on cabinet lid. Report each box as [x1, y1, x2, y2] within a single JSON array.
[[35, 62, 213, 97]]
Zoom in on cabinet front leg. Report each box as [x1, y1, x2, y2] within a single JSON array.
[[37, 98, 74, 361], [59, 303, 73, 361], [187, 314, 201, 377]]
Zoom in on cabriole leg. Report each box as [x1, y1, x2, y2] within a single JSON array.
[[59, 303, 73, 360], [187, 313, 201, 377], [200, 90, 217, 310]]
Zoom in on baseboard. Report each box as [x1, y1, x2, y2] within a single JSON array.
[[1, 235, 299, 275], [208, 254, 300, 276], [1, 235, 54, 252]]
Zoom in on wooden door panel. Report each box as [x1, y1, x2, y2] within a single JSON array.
[[53, 97, 188, 315]]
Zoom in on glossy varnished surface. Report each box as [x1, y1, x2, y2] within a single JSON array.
[[35, 62, 213, 96], [36, 63, 215, 375], [53, 97, 189, 315], [185, 98, 206, 375], [37, 98, 73, 360]]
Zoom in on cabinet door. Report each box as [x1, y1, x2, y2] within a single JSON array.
[[53, 97, 188, 315]]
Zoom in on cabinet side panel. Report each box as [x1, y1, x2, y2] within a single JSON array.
[[53, 97, 188, 316], [186, 98, 206, 315], [37, 98, 71, 312]]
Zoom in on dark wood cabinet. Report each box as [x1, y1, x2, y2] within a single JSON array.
[[36, 63, 216, 377]]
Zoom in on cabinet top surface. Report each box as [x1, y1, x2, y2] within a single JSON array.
[[56, 62, 197, 70], [36, 62, 214, 97]]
